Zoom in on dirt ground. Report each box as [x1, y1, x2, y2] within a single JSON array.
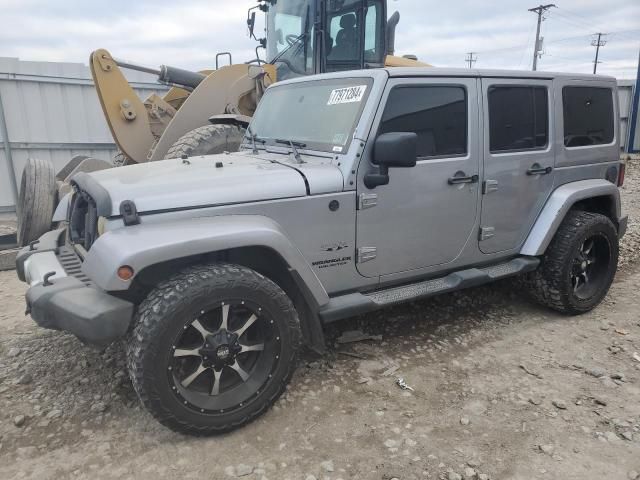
[[1, 164, 640, 480]]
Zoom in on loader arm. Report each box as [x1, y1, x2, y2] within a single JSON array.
[[148, 64, 276, 161], [90, 49, 158, 163]]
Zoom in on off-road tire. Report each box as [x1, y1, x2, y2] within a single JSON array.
[[16, 158, 57, 246], [126, 262, 301, 435], [525, 210, 618, 315], [164, 124, 246, 159]]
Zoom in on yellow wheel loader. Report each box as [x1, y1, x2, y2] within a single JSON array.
[[17, 0, 427, 245]]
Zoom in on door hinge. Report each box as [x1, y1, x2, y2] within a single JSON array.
[[479, 227, 495, 241], [358, 193, 378, 210], [482, 180, 499, 194], [357, 246, 377, 263]]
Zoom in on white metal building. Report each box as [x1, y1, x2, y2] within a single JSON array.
[[0, 57, 167, 212]]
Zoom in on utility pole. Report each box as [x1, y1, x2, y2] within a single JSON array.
[[529, 4, 555, 71], [591, 33, 607, 74], [465, 52, 477, 69]]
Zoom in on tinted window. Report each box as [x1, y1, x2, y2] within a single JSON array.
[[379, 86, 467, 158], [563, 87, 614, 147], [489, 86, 548, 152]]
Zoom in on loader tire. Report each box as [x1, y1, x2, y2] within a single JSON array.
[[112, 151, 132, 167], [164, 124, 246, 159], [16, 158, 57, 247]]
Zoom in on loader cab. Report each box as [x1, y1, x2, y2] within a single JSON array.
[[265, 0, 387, 80]]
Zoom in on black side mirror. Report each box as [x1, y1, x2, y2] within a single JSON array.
[[364, 132, 417, 189]]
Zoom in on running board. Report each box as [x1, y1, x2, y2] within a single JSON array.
[[318, 257, 540, 323]]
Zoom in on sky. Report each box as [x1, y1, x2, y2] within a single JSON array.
[[0, 0, 638, 79]]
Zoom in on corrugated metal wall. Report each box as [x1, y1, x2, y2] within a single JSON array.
[[619, 80, 634, 153], [0, 57, 167, 212]]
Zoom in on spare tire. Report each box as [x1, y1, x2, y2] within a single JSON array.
[[16, 158, 57, 247], [164, 124, 246, 159]]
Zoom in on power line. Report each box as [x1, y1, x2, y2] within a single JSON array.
[[465, 52, 477, 68], [591, 32, 607, 74], [529, 4, 556, 71], [555, 6, 608, 33]]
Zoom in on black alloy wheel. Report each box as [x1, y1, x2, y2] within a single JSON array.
[[169, 300, 279, 413]]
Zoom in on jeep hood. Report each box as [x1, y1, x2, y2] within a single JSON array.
[[79, 153, 344, 216]]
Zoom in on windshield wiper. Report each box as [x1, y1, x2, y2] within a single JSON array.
[[244, 125, 265, 154], [275, 139, 306, 163], [271, 32, 307, 65]]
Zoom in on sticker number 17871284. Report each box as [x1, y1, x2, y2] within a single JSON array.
[[327, 85, 368, 105]]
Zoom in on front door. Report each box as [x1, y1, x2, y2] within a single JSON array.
[[479, 79, 555, 254], [356, 78, 480, 278]]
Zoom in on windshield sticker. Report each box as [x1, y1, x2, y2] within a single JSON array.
[[327, 85, 368, 105], [332, 146, 343, 153]]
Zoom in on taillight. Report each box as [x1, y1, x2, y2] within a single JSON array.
[[618, 163, 626, 187]]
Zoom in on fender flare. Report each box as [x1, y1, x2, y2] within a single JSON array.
[[82, 215, 330, 308], [520, 179, 622, 256]]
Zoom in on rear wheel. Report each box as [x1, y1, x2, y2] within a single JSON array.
[[526, 210, 618, 314], [126, 263, 301, 435], [164, 124, 246, 159], [16, 158, 56, 246]]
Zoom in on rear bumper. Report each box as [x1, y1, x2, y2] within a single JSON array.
[[16, 230, 134, 348]]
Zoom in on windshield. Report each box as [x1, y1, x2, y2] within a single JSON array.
[[266, 0, 315, 80], [248, 77, 373, 154]]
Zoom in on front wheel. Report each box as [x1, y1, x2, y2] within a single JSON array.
[[126, 263, 301, 435], [525, 210, 619, 314]]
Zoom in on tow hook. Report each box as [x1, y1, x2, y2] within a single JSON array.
[[42, 271, 56, 287]]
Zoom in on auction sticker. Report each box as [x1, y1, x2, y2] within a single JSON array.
[[327, 85, 367, 105]]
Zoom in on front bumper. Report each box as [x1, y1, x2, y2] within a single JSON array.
[[16, 230, 134, 348]]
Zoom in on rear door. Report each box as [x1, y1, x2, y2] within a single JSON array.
[[479, 78, 555, 254]]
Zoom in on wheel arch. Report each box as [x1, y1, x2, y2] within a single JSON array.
[[131, 246, 326, 352], [521, 179, 622, 256], [82, 215, 329, 350]]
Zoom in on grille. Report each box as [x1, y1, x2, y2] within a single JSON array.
[[58, 245, 94, 286], [68, 189, 98, 251]]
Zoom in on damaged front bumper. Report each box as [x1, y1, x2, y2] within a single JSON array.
[[16, 229, 134, 348]]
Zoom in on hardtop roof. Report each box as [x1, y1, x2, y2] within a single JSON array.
[[385, 66, 617, 82], [272, 66, 617, 87]]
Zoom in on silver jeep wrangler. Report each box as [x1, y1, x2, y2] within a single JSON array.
[[16, 67, 627, 434]]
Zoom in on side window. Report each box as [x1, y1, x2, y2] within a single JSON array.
[[488, 86, 548, 153], [364, 2, 380, 62], [379, 86, 467, 158], [563, 87, 614, 147]]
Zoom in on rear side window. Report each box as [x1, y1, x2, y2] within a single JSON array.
[[379, 85, 467, 158], [488, 86, 548, 153], [563, 87, 614, 147]]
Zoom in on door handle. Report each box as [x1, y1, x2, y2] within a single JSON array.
[[527, 164, 553, 176], [448, 172, 479, 185]]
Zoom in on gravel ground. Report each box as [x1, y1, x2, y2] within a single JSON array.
[[1, 163, 640, 480]]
